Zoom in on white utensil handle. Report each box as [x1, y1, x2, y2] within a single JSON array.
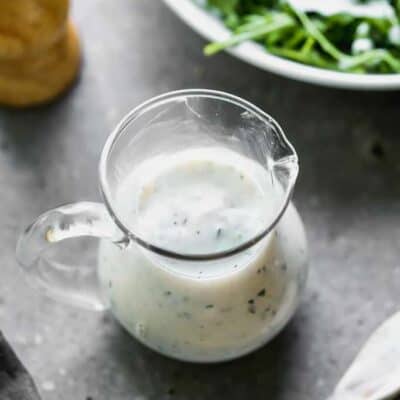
[[328, 312, 400, 400]]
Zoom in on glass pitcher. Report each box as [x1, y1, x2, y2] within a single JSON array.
[[16, 89, 308, 362]]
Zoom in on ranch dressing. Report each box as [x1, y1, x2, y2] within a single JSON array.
[[98, 147, 307, 362], [287, 0, 395, 18], [121, 148, 274, 256]]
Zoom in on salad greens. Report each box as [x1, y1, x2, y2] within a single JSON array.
[[202, 0, 400, 73]]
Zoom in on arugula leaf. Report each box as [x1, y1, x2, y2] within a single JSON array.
[[208, 0, 239, 16], [201, 0, 400, 73]]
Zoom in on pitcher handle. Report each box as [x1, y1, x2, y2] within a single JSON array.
[[16, 202, 121, 311]]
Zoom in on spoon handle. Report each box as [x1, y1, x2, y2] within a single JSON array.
[[328, 311, 400, 400]]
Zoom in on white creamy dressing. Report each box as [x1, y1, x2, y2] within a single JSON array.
[[117, 148, 276, 256], [98, 147, 307, 361], [287, 0, 395, 18]]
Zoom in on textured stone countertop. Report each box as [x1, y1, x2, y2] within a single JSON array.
[[0, 1, 400, 399]]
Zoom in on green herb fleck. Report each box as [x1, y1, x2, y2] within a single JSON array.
[[216, 227, 222, 237], [164, 290, 172, 296], [205, 304, 214, 309], [257, 288, 266, 297]]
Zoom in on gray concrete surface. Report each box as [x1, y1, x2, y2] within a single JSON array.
[[1, 1, 400, 399]]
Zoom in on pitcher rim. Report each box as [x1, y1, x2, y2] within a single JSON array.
[[99, 89, 298, 261]]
